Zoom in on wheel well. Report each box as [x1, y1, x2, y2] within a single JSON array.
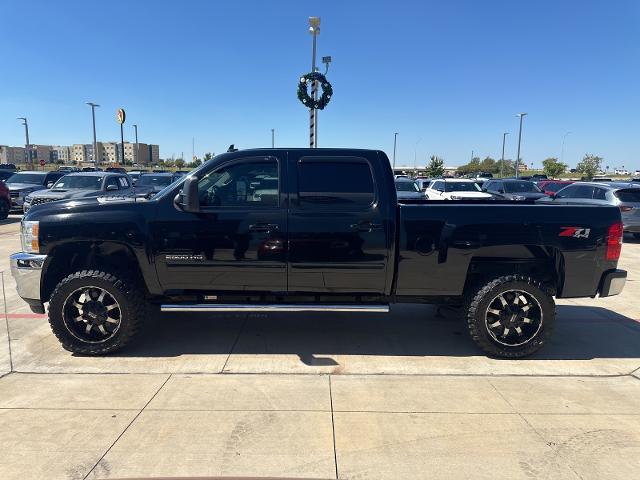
[[41, 242, 147, 302], [464, 251, 561, 296]]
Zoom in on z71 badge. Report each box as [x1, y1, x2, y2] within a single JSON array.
[[559, 227, 591, 238]]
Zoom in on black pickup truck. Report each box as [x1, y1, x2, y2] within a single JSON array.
[[10, 148, 627, 358]]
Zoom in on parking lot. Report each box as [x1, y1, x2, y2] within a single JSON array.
[[1, 215, 640, 479]]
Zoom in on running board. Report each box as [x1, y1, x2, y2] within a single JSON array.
[[160, 304, 390, 313]]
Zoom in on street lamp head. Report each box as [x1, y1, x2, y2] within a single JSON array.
[[321, 55, 332, 65], [516, 112, 528, 117], [86, 102, 100, 108], [308, 16, 320, 34], [17, 117, 26, 122]]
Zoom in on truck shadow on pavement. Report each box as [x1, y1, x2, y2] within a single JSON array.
[[111, 303, 640, 362]]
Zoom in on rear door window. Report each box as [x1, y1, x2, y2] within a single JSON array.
[[615, 189, 640, 203], [297, 157, 375, 209]]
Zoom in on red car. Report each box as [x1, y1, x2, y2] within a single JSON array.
[[0, 180, 10, 219], [537, 180, 574, 196]]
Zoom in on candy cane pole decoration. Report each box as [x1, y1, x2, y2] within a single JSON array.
[[309, 17, 320, 148]]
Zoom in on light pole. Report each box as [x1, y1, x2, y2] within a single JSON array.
[[133, 124, 138, 166], [308, 17, 320, 148], [561, 131, 571, 164], [17, 117, 30, 166], [86, 102, 100, 169], [393, 132, 398, 170], [471, 150, 474, 162], [515, 112, 527, 179], [501, 132, 509, 177], [271, 128, 275, 148], [414, 138, 422, 174]]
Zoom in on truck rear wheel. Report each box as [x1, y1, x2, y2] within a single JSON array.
[[465, 275, 555, 358], [48, 270, 145, 355]]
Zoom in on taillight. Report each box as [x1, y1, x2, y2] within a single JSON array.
[[619, 206, 633, 213], [606, 222, 623, 261]]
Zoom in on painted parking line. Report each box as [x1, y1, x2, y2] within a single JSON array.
[[3, 313, 47, 319]]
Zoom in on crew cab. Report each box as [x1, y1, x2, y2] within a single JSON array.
[[10, 148, 627, 358]]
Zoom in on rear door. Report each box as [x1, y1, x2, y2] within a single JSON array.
[[286, 152, 391, 294], [614, 188, 640, 231]]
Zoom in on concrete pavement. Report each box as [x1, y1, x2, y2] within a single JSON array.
[[1, 217, 640, 479]]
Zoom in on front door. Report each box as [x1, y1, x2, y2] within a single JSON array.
[[152, 155, 287, 293], [286, 152, 391, 294]]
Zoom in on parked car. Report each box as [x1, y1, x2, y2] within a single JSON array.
[[482, 179, 547, 201], [0, 163, 17, 171], [415, 178, 432, 192], [530, 174, 548, 181], [425, 179, 492, 200], [394, 178, 424, 199], [57, 166, 80, 173], [10, 148, 626, 359], [133, 172, 180, 197], [0, 181, 10, 219], [23, 172, 133, 213], [127, 170, 147, 185], [536, 180, 574, 196], [5, 171, 67, 212], [81, 167, 103, 172], [540, 182, 640, 238]]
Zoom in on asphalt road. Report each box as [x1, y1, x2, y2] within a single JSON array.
[[0, 215, 639, 479]]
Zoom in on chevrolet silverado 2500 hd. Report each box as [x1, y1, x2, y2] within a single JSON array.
[[10, 148, 626, 358]]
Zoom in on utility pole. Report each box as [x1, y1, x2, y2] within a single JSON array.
[[271, 128, 275, 148], [561, 131, 571, 163], [308, 17, 320, 148], [393, 132, 398, 170], [501, 132, 509, 177], [515, 113, 527, 179], [133, 124, 138, 166], [86, 102, 100, 169], [17, 117, 30, 166]]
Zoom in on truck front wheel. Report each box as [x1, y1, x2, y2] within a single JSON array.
[[465, 275, 555, 358], [48, 270, 145, 355]]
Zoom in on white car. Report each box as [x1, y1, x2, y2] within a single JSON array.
[[425, 179, 492, 200]]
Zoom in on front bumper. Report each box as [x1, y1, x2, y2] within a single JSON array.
[[9, 252, 46, 313], [599, 269, 627, 297]]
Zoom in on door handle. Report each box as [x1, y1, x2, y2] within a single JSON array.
[[249, 223, 279, 233], [350, 222, 383, 232]]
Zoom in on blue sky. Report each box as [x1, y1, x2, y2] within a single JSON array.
[[1, 0, 638, 169]]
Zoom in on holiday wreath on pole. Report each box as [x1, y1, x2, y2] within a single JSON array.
[[297, 72, 333, 110]]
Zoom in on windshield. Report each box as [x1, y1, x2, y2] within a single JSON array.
[[504, 181, 542, 193], [137, 175, 174, 187], [445, 182, 481, 192], [6, 173, 45, 185], [52, 176, 102, 189], [395, 181, 420, 192]]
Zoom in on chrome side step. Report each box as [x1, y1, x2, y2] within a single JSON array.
[[160, 304, 390, 313]]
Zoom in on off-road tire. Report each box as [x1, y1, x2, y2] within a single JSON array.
[[48, 270, 145, 355], [465, 275, 555, 358]]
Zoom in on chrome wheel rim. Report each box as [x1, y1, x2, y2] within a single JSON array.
[[62, 286, 122, 344], [485, 289, 543, 347]]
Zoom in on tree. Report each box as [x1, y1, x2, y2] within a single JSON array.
[[457, 157, 482, 175], [542, 157, 567, 178], [479, 156, 496, 173], [425, 155, 445, 177], [203, 152, 213, 162], [190, 158, 202, 167], [494, 159, 515, 177], [576, 154, 603, 180], [164, 159, 175, 168], [175, 158, 185, 169]]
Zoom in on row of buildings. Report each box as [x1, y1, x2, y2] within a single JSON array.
[[0, 142, 160, 166]]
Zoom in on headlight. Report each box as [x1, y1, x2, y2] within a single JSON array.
[[21, 221, 40, 253], [24, 195, 32, 203]]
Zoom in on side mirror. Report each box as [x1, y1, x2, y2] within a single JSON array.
[[106, 184, 118, 191], [176, 176, 200, 213], [46, 181, 54, 188]]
